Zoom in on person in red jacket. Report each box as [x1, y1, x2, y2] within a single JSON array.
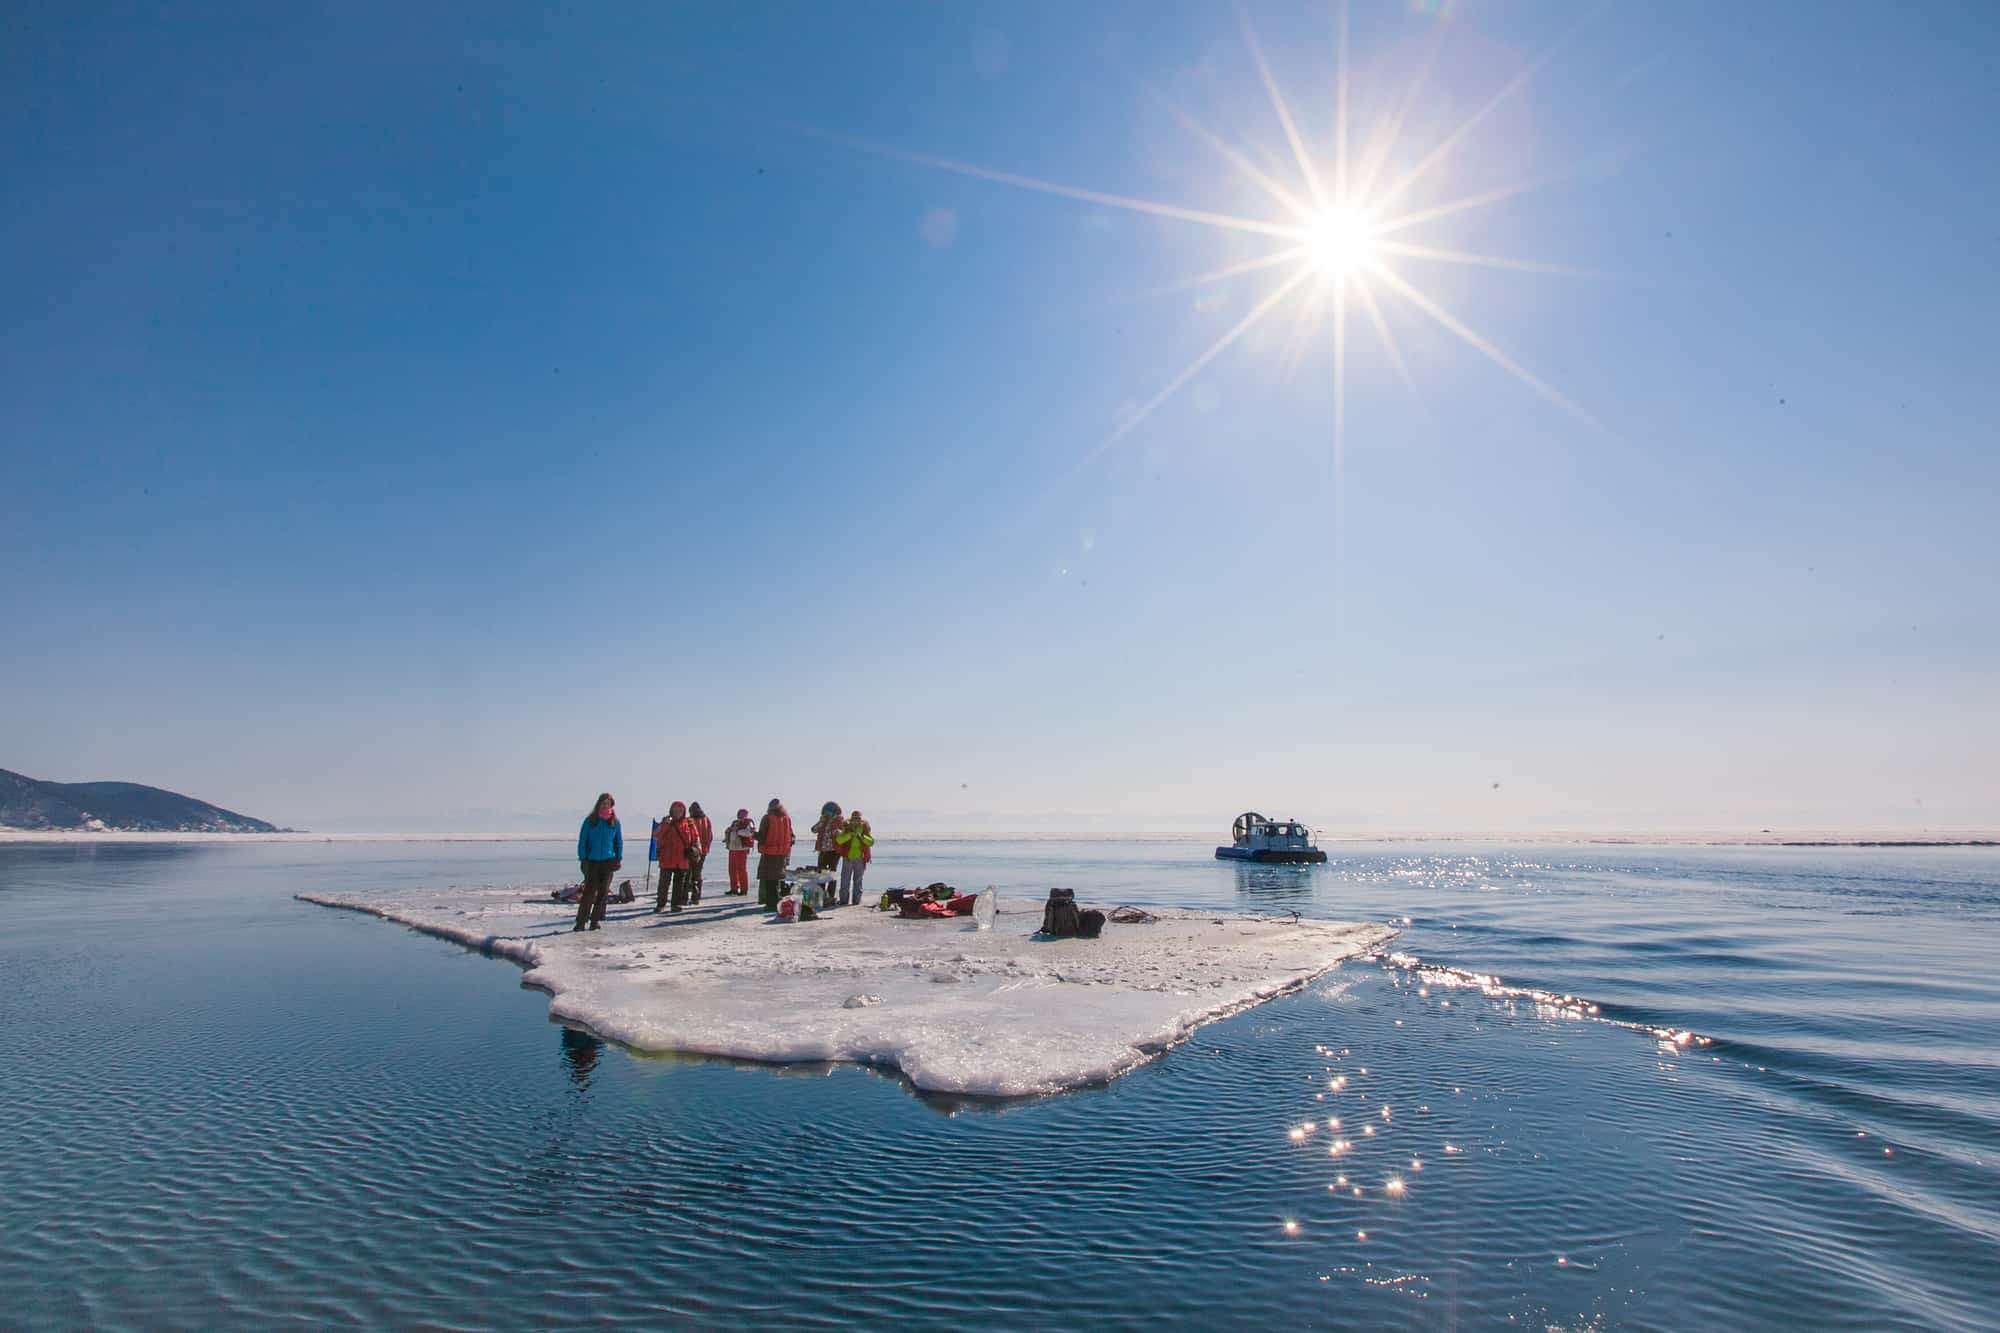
[[723, 808, 756, 895], [655, 801, 699, 912], [686, 801, 715, 904], [755, 798, 794, 911]]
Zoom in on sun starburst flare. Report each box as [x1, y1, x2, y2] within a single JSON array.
[[815, 3, 1610, 462]]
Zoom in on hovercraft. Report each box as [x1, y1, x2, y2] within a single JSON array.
[[1215, 812, 1327, 863]]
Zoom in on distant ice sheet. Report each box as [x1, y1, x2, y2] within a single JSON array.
[[299, 886, 1394, 1097]]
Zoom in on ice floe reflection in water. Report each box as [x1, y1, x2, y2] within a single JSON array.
[[0, 837, 1995, 1329]]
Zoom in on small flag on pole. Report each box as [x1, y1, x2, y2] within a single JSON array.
[[649, 818, 659, 862]]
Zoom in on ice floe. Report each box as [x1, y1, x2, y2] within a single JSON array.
[[299, 885, 1394, 1097]]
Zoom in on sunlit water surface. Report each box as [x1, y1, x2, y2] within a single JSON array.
[[0, 839, 1994, 1329]]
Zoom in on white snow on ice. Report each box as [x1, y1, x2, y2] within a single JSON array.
[[299, 885, 1395, 1097]]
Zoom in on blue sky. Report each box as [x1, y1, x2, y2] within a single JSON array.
[[4, 1, 1996, 833]]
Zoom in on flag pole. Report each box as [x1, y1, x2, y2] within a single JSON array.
[[646, 818, 658, 907]]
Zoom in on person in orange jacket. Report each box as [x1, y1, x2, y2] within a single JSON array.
[[686, 801, 714, 904], [655, 801, 699, 912], [755, 798, 794, 911]]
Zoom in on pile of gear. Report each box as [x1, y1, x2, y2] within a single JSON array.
[[550, 879, 635, 905], [864, 884, 1112, 935], [775, 867, 842, 922], [879, 883, 981, 918], [1039, 888, 1104, 939]]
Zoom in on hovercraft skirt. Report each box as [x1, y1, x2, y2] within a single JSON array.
[[1215, 847, 1327, 864]]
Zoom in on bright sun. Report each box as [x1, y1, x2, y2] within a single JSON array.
[[1306, 206, 1379, 277], [830, 3, 1602, 453]]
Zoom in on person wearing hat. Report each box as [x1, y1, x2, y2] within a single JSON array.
[[655, 800, 698, 912], [723, 807, 756, 896], [755, 798, 795, 911], [833, 809, 874, 906], [811, 802, 844, 873], [686, 801, 714, 904]]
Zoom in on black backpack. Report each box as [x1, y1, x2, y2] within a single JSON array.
[[1041, 888, 1082, 938]]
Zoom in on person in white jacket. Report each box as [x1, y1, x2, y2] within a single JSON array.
[[723, 807, 756, 896]]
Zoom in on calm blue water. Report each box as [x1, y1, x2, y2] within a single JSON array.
[[1, 838, 1994, 1329]]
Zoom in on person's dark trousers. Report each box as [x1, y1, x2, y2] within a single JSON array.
[[576, 859, 616, 929], [669, 867, 695, 911], [757, 852, 787, 910], [687, 852, 706, 904]]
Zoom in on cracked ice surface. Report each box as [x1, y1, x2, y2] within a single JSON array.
[[299, 886, 1394, 1097]]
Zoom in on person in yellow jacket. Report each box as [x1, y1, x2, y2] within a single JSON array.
[[833, 810, 874, 906]]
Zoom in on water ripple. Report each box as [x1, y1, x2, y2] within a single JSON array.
[[0, 840, 1995, 1329]]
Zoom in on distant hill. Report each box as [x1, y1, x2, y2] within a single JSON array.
[[0, 767, 280, 833]]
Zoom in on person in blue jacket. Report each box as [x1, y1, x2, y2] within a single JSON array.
[[574, 792, 623, 931]]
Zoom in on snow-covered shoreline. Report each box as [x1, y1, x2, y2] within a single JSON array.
[[299, 884, 1396, 1097]]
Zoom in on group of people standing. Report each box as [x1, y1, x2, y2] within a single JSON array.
[[571, 793, 875, 930]]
